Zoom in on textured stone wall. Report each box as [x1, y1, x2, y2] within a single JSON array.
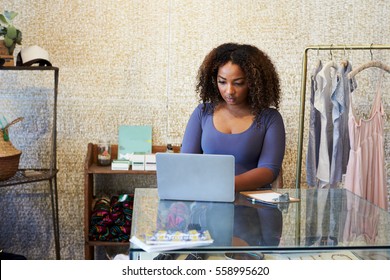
[[0, 0, 389, 259]]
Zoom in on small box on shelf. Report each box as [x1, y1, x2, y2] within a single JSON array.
[[145, 154, 156, 171], [111, 160, 130, 171], [132, 154, 145, 171]]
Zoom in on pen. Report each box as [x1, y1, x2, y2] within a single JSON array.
[[246, 197, 277, 207]]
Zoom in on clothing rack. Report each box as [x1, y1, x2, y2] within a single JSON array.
[[295, 44, 390, 189]]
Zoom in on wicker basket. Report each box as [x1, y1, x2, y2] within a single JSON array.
[[0, 117, 23, 181]]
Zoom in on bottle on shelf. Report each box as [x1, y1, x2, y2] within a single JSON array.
[[97, 139, 111, 166], [166, 144, 174, 153]]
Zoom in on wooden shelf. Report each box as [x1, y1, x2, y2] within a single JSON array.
[[84, 143, 180, 170], [86, 164, 157, 174], [87, 241, 129, 247], [0, 66, 59, 71], [83, 142, 180, 259]]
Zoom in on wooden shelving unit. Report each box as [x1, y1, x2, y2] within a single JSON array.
[[83, 143, 179, 259]]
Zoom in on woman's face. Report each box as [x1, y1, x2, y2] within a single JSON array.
[[217, 61, 249, 106]]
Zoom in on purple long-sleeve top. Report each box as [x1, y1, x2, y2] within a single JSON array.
[[181, 103, 285, 179]]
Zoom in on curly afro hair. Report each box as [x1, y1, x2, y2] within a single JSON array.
[[196, 43, 281, 118]]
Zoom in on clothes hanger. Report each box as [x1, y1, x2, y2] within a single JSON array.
[[325, 45, 338, 69], [340, 45, 349, 68], [348, 60, 390, 78], [315, 46, 321, 68], [348, 46, 390, 78]]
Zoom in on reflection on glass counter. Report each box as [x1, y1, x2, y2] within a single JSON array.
[[129, 188, 390, 260]]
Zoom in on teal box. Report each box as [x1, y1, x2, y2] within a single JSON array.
[[118, 125, 152, 160]]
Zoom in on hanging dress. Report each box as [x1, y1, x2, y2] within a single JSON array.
[[306, 60, 323, 187], [330, 61, 355, 187], [344, 74, 388, 210], [314, 61, 340, 188]]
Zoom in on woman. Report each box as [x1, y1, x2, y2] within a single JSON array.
[[181, 43, 285, 192]]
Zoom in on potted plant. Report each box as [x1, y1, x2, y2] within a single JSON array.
[[0, 10, 22, 55]]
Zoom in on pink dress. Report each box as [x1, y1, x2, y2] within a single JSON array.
[[344, 75, 388, 210]]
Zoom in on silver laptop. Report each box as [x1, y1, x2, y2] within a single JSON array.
[[156, 153, 235, 202]]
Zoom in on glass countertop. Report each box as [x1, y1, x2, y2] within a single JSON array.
[[129, 187, 390, 255]]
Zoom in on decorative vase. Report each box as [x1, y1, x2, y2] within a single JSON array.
[[0, 117, 23, 180]]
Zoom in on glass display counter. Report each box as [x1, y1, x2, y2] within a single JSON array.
[[129, 188, 390, 260]]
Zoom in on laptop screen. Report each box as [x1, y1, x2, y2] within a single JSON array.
[[156, 153, 235, 202]]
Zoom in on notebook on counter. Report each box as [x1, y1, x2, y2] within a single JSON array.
[[156, 153, 235, 202], [240, 190, 300, 205]]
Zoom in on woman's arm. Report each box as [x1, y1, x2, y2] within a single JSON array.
[[235, 167, 275, 192], [181, 105, 203, 154], [235, 111, 286, 192]]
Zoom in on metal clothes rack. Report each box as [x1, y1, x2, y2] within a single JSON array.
[[295, 44, 390, 189]]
